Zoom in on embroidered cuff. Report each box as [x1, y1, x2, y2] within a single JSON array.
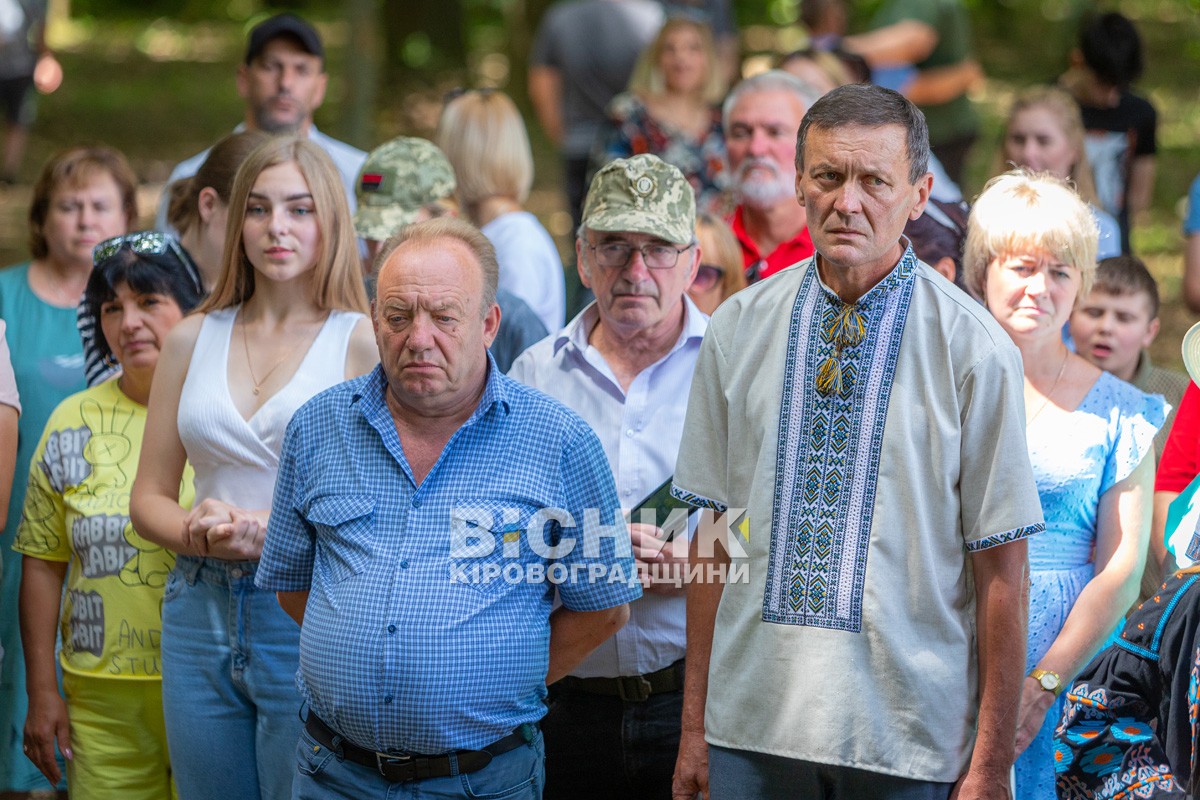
[[670, 484, 727, 512], [965, 522, 1045, 552]]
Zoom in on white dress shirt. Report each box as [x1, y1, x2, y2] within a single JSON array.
[[509, 297, 707, 677]]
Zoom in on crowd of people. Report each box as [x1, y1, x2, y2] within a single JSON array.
[[0, 3, 1198, 800]]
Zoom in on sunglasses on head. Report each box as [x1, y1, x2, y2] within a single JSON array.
[[690, 263, 725, 292], [93, 231, 184, 264]]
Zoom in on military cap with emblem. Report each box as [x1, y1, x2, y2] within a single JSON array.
[[353, 137, 457, 241], [582, 154, 696, 245]]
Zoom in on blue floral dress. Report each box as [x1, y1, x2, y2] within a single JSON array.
[[1015, 370, 1167, 800]]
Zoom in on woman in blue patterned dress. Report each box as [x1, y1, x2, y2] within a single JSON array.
[[964, 170, 1165, 800]]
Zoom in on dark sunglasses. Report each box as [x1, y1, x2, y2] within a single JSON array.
[[690, 263, 725, 292]]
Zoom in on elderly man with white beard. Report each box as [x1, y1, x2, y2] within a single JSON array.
[[724, 71, 822, 282]]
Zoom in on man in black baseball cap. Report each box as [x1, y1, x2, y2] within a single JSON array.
[[156, 12, 366, 231]]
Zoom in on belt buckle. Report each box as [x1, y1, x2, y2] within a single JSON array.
[[375, 751, 416, 782], [617, 675, 653, 702]]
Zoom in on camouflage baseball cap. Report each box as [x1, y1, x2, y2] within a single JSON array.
[[582, 154, 696, 245], [353, 137, 456, 241]]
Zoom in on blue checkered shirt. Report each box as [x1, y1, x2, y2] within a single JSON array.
[[256, 362, 640, 754]]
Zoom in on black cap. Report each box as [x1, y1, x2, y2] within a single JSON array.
[[244, 13, 324, 65]]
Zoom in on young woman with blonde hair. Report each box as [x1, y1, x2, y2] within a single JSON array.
[[131, 136, 377, 800]]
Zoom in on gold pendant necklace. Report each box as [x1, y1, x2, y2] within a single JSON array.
[[241, 316, 299, 396]]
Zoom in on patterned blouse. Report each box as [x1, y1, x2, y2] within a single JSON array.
[[594, 93, 728, 214], [1055, 568, 1200, 799]]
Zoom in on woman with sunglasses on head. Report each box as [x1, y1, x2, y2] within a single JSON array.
[[130, 137, 377, 800], [688, 212, 746, 315], [0, 144, 136, 797], [964, 170, 1163, 800], [14, 233, 202, 800]]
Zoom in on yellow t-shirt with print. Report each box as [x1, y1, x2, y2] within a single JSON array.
[[13, 379, 194, 679]]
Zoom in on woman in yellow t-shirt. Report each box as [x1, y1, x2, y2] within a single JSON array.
[[14, 232, 202, 799]]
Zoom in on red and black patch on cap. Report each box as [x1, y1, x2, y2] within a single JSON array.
[[360, 173, 385, 193]]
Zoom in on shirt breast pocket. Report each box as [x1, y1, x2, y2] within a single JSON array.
[[450, 499, 546, 595], [308, 494, 376, 584]]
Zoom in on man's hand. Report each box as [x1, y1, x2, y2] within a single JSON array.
[[671, 728, 709, 800], [950, 762, 1011, 800], [631, 523, 687, 595], [1014, 677, 1055, 756]]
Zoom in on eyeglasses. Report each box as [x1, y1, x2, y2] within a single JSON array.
[[588, 240, 693, 270], [93, 231, 184, 264], [690, 264, 725, 292]]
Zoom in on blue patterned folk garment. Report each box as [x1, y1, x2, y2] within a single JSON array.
[[1055, 569, 1200, 799], [671, 247, 1044, 781], [1016, 372, 1167, 800]]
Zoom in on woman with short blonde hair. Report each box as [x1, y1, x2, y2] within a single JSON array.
[[438, 89, 565, 332], [969, 170, 1162, 800]]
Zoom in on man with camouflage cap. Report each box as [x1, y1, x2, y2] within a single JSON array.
[[510, 153, 707, 800], [354, 135, 548, 371]]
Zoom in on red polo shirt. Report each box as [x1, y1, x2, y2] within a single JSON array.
[[729, 205, 814, 281]]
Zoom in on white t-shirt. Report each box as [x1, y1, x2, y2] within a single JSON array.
[[481, 211, 566, 333]]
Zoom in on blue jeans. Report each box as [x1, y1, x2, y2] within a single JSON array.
[[708, 745, 955, 800], [292, 726, 545, 800], [542, 683, 682, 800], [161, 556, 303, 800]]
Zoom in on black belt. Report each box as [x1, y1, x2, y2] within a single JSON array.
[[553, 659, 684, 702], [304, 713, 534, 784]]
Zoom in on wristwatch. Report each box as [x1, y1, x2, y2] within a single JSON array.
[[1029, 668, 1063, 697]]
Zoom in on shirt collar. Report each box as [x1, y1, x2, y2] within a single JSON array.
[[812, 237, 917, 309], [1133, 349, 1153, 385], [553, 295, 708, 359]]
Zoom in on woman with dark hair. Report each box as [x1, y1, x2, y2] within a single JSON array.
[[15, 232, 201, 799], [0, 143, 136, 796], [130, 136, 377, 800]]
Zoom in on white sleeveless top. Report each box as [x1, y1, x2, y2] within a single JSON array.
[[178, 305, 362, 510]]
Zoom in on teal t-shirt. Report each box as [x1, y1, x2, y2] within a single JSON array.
[[871, 0, 978, 144], [0, 261, 84, 790]]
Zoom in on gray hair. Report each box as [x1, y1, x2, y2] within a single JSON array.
[[721, 70, 823, 134], [796, 83, 931, 183]]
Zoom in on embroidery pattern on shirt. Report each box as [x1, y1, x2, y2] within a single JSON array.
[[762, 252, 915, 632]]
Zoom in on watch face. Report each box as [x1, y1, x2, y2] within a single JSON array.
[[1039, 673, 1060, 691]]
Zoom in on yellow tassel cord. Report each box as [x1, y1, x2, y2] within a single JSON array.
[[816, 356, 843, 396], [816, 303, 867, 397]]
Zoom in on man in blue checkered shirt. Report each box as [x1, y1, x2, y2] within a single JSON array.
[[256, 216, 639, 799]]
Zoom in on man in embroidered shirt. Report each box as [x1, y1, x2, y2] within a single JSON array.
[[724, 70, 822, 283], [671, 84, 1044, 799], [256, 217, 639, 798], [156, 13, 366, 231], [510, 154, 703, 800]]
